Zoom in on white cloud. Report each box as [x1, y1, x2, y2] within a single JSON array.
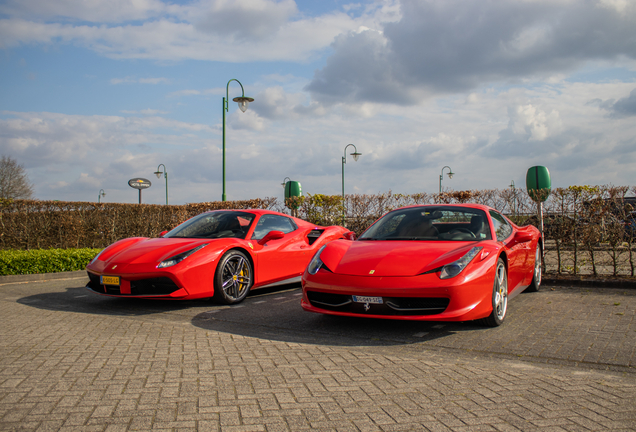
[[0, 0, 384, 62], [194, 0, 298, 40], [307, 0, 636, 105], [508, 104, 562, 141], [3, 77, 636, 204]]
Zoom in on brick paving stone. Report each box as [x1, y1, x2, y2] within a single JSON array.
[[1, 278, 636, 431]]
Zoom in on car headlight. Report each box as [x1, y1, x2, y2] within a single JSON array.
[[439, 246, 482, 279], [307, 245, 327, 275], [158, 244, 209, 268]]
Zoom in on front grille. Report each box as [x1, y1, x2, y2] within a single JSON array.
[[130, 277, 180, 296], [306, 291, 449, 316], [307, 291, 351, 307], [86, 273, 180, 296], [86, 273, 122, 295]]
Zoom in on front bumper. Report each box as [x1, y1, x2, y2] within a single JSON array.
[[301, 268, 494, 321]]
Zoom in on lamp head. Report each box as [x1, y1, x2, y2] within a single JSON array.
[[447, 171, 454, 179], [351, 151, 361, 162], [233, 96, 254, 113], [154, 171, 162, 179]]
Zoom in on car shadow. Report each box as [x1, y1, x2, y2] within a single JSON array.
[[16, 285, 214, 316], [191, 288, 493, 347], [14, 282, 309, 317], [15, 283, 495, 347]]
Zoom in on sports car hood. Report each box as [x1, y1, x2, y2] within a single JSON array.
[[97, 237, 214, 266], [319, 240, 483, 277]]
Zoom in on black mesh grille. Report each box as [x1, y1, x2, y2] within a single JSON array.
[[130, 277, 180, 296], [307, 291, 351, 307], [306, 290, 449, 316], [385, 297, 450, 312]]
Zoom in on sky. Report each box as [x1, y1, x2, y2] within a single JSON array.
[[1, 0, 635, 205]]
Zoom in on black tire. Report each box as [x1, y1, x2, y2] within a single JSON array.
[[526, 243, 542, 293], [480, 258, 508, 327], [213, 250, 253, 304]]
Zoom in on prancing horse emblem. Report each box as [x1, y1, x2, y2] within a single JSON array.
[[364, 303, 370, 312]]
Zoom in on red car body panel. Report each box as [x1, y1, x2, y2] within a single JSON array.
[[301, 203, 542, 322], [86, 209, 351, 300]]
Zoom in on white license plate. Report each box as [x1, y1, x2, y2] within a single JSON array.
[[352, 295, 383, 304], [100, 275, 120, 286]]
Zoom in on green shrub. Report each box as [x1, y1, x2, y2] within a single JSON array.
[[0, 248, 102, 276]]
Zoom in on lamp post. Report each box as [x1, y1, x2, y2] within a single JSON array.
[[154, 164, 168, 205], [98, 189, 105, 203], [341, 144, 361, 226], [439, 166, 454, 193], [222, 79, 254, 201], [281, 177, 291, 188]]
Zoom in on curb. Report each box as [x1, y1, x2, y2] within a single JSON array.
[[0, 270, 87, 285]]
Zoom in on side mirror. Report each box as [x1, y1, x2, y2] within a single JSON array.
[[344, 231, 356, 241], [159, 231, 168, 238], [257, 230, 284, 245], [515, 231, 533, 243]]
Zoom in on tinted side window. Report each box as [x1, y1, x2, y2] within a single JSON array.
[[489, 211, 512, 241], [251, 215, 297, 239]]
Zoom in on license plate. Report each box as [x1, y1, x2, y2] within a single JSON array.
[[100, 275, 120, 286], [352, 295, 383, 304]]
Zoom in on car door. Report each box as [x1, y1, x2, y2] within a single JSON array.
[[489, 210, 529, 291], [250, 214, 307, 284]]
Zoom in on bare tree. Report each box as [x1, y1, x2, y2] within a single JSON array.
[[0, 155, 35, 200]]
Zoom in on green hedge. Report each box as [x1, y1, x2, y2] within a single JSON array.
[[0, 248, 101, 276]]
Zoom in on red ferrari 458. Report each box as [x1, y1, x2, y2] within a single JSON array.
[[86, 209, 352, 303], [301, 204, 542, 326]]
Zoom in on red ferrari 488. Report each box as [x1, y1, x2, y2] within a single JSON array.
[[301, 204, 542, 326], [86, 209, 352, 303]]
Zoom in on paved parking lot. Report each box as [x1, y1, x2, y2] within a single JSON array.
[[1, 274, 635, 431]]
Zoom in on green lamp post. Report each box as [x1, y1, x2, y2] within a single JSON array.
[[341, 144, 361, 226], [222, 79, 254, 202], [153, 164, 168, 205], [98, 189, 105, 203], [439, 166, 454, 193]]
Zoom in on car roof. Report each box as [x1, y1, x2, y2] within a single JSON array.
[[395, 203, 494, 212], [205, 209, 283, 216]]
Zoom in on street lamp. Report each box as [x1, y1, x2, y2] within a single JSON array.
[[342, 144, 361, 226], [281, 177, 291, 188], [222, 79, 254, 201], [98, 189, 106, 203], [154, 164, 168, 205], [439, 166, 454, 193]]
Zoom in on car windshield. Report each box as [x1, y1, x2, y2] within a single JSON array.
[[163, 211, 255, 239], [358, 206, 492, 241]]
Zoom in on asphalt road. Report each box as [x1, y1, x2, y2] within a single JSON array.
[[1, 274, 635, 431]]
